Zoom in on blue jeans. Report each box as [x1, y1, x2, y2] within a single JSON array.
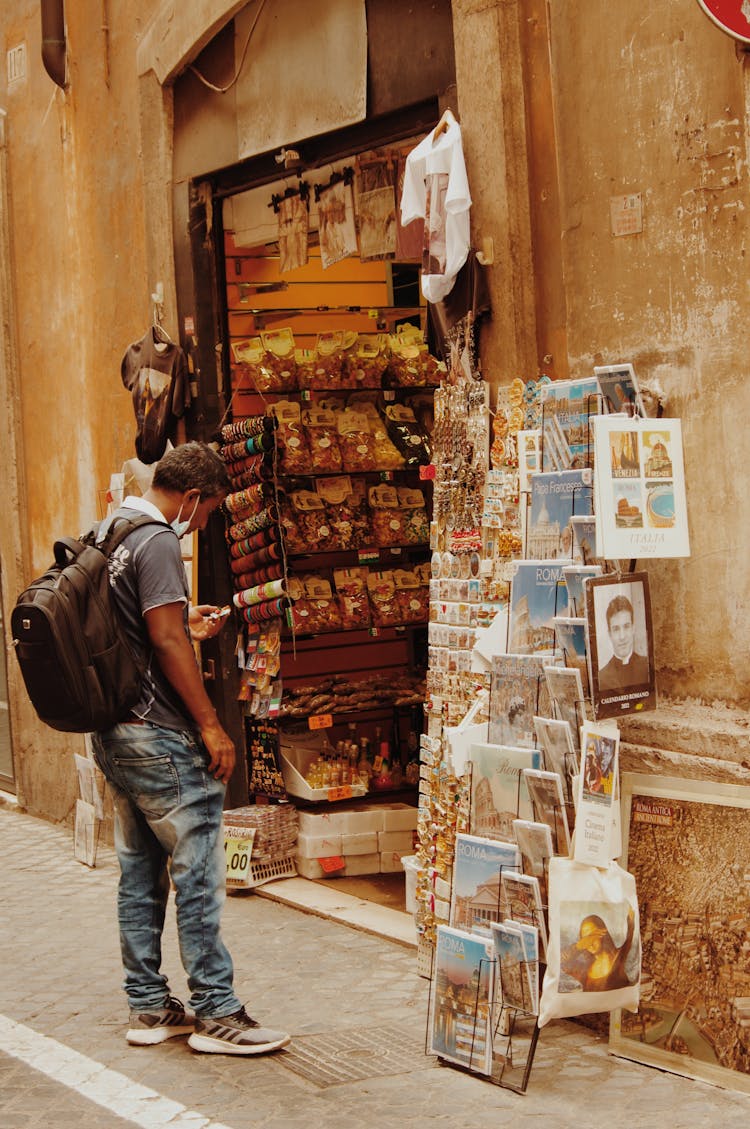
[[92, 722, 241, 1018]]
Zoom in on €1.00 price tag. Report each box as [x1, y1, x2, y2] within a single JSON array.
[[224, 827, 256, 887]]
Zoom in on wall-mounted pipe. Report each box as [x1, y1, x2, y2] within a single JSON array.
[[41, 0, 66, 88]]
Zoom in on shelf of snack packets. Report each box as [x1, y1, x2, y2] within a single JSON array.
[[217, 329, 439, 790], [229, 324, 445, 394]]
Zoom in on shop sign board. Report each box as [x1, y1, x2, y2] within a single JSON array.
[[695, 1, 750, 44]]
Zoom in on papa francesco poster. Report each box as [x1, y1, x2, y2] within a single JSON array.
[[592, 416, 690, 560]]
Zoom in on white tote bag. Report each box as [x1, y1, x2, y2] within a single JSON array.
[[539, 857, 640, 1027]]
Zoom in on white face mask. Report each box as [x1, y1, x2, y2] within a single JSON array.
[[170, 495, 200, 539]]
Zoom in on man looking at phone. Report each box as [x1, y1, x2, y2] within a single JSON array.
[[92, 442, 289, 1056]]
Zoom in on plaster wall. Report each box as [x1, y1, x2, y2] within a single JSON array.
[[547, 1, 750, 705], [0, 1, 155, 815]]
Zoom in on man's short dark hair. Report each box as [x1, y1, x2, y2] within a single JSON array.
[[606, 594, 634, 629], [152, 442, 230, 499]]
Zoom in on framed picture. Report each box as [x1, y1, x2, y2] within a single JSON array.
[[584, 572, 656, 720], [611, 773, 750, 1094]]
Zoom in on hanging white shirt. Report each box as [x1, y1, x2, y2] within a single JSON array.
[[400, 118, 472, 304]]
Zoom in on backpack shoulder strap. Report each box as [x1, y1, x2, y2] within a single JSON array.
[[97, 514, 171, 556]]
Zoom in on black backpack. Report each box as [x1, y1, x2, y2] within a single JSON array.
[[11, 514, 160, 733]]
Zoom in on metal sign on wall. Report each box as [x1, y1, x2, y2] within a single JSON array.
[[695, 0, 750, 44]]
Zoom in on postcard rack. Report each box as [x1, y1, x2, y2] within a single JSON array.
[[420, 762, 557, 1094], [423, 908, 547, 1094]]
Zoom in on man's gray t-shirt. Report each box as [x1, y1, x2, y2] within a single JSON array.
[[106, 505, 196, 732]]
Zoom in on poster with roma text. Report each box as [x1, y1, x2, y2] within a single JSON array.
[[592, 417, 690, 560], [610, 773, 750, 1094]]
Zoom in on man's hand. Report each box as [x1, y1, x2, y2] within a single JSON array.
[[201, 719, 236, 784], [189, 604, 231, 642]]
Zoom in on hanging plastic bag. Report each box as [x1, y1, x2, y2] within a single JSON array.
[[539, 856, 640, 1027]]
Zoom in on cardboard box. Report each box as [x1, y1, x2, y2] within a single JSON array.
[[340, 830, 379, 856], [295, 832, 343, 858], [380, 848, 410, 873], [295, 852, 380, 880], [378, 830, 415, 854], [341, 852, 380, 876], [297, 809, 349, 835], [378, 802, 418, 832]]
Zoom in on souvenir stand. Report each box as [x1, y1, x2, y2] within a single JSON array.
[[415, 357, 689, 1091]]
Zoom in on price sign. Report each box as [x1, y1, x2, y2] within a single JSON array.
[[309, 713, 333, 730], [224, 827, 256, 888], [318, 855, 346, 873], [327, 785, 353, 802]]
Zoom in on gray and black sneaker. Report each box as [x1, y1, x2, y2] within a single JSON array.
[[188, 1006, 290, 1055], [126, 996, 195, 1045]]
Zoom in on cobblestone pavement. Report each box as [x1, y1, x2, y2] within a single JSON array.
[[1, 802, 749, 1128]]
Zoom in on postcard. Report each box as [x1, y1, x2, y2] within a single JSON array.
[[527, 470, 593, 560], [574, 721, 620, 867], [543, 664, 587, 745], [502, 919, 540, 1015], [508, 560, 571, 656], [450, 833, 522, 933], [592, 416, 690, 559], [501, 871, 548, 959], [569, 515, 599, 566], [523, 766, 572, 854], [491, 921, 534, 1013], [553, 617, 589, 695], [468, 744, 541, 841], [540, 378, 600, 470], [561, 565, 602, 617], [429, 925, 495, 1076], [584, 571, 656, 721], [513, 818, 554, 905], [594, 363, 645, 418], [517, 429, 541, 498], [490, 654, 552, 748]]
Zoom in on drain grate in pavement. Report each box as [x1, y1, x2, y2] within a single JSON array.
[[275, 1025, 435, 1088]]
